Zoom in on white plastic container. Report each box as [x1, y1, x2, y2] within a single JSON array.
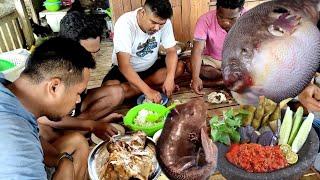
[[39, 8, 69, 32], [0, 49, 29, 82]]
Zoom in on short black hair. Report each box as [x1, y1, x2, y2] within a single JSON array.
[[59, 11, 104, 42], [144, 0, 173, 19], [22, 37, 96, 86], [216, 0, 245, 9]]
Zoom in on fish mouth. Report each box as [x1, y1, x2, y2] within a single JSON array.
[[231, 90, 259, 105], [223, 69, 253, 93], [231, 86, 269, 105]]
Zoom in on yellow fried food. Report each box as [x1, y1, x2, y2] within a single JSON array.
[[261, 98, 277, 126], [252, 96, 265, 129], [239, 105, 256, 126], [268, 105, 281, 122]]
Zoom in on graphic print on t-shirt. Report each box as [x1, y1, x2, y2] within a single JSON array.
[[136, 37, 157, 57]]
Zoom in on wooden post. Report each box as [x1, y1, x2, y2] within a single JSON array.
[[123, 0, 132, 12], [170, 0, 183, 41], [181, 0, 191, 42], [24, 0, 39, 24], [14, 0, 34, 48], [0, 11, 24, 52], [0, 34, 7, 53], [109, 0, 124, 23], [131, 0, 142, 10], [12, 18, 24, 48]]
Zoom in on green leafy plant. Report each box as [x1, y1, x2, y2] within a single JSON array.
[[209, 109, 244, 145]]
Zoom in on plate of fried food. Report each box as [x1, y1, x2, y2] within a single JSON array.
[[88, 131, 161, 180]]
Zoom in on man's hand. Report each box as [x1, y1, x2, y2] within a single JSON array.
[[145, 88, 162, 103], [163, 45, 178, 97], [92, 121, 119, 140], [191, 77, 205, 95], [190, 40, 205, 94], [92, 113, 123, 140], [98, 113, 123, 123], [298, 84, 320, 112], [162, 77, 175, 97]]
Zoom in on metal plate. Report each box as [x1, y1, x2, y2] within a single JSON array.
[[136, 93, 169, 106], [88, 136, 161, 180]]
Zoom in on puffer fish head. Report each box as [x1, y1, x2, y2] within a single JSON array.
[[222, 0, 320, 104]]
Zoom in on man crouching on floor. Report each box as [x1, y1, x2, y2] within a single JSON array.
[[102, 0, 185, 103], [38, 10, 124, 145], [0, 37, 95, 180]]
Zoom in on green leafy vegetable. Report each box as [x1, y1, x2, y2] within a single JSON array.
[[209, 109, 243, 145]]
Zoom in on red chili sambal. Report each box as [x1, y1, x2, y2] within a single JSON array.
[[226, 143, 288, 173]]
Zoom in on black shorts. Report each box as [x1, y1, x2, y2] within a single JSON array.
[[102, 58, 166, 84]]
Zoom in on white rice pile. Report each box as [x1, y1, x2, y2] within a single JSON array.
[[134, 109, 161, 127]]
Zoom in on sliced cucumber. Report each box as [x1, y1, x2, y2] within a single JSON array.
[[279, 107, 293, 145], [291, 113, 314, 153], [288, 106, 304, 145]]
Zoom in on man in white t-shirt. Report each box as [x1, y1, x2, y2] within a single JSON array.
[[102, 0, 185, 103]]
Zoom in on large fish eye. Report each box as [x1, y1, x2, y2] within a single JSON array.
[[241, 48, 252, 57], [273, 7, 289, 14], [240, 47, 253, 61], [241, 48, 248, 55]]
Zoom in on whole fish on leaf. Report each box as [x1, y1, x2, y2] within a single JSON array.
[[156, 99, 218, 180], [222, 0, 320, 105]]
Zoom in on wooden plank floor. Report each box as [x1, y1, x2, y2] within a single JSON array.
[[114, 72, 239, 118], [87, 41, 113, 89]]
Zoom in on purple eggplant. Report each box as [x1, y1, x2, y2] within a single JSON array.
[[240, 126, 255, 143], [250, 131, 260, 143], [259, 126, 273, 135], [270, 135, 278, 146], [258, 131, 274, 146]]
